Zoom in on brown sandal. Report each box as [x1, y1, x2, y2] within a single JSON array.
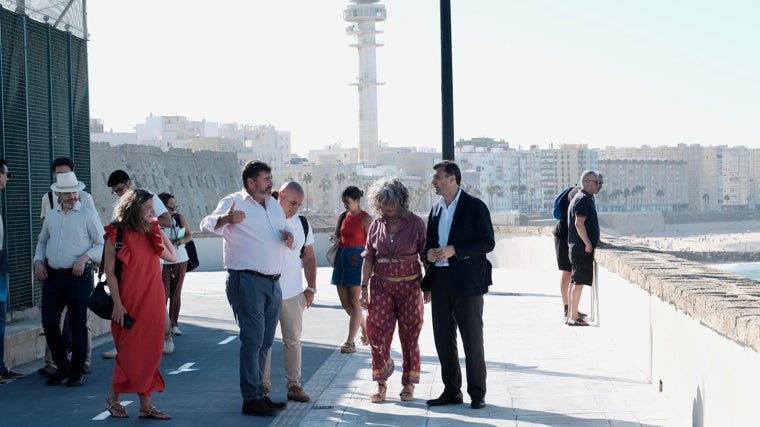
[[370, 383, 387, 403], [400, 384, 414, 401], [340, 342, 356, 354], [106, 397, 129, 418], [139, 406, 171, 420]]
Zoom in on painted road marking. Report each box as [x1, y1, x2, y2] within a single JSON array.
[[93, 400, 134, 420], [168, 362, 199, 375], [218, 335, 237, 345]]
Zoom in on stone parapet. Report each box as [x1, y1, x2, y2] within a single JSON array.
[[596, 243, 760, 354], [500, 225, 760, 354]]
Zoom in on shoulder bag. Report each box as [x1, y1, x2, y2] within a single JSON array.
[[88, 228, 134, 328], [174, 213, 199, 272], [326, 211, 347, 267]]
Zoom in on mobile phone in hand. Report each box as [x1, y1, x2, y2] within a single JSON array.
[[123, 313, 135, 329]]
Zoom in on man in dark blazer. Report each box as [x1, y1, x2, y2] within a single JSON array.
[[423, 160, 494, 410]]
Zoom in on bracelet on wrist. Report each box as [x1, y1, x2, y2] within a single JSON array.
[[305, 287, 317, 294]]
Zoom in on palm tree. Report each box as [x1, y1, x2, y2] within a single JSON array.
[[318, 175, 332, 212], [414, 184, 430, 210], [335, 172, 346, 192], [302, 172, 312, 210], [348, 170, 358, 186], [509, 184, 518, 209], [702, 193, 709, 211], [623, 188, 631, 210], [656, 189, 665, 209], [484, 184, 501, 210], [608, 190, 618, 210], [518, 185, 527, 209]]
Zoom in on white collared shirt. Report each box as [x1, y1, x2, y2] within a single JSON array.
[[200, 189, 293, 274], [34, 201, 105, 268], [434, 187, 462, 267]]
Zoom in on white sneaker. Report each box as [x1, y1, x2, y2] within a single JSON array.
[[163, 339, 175, 354], [102, 349, 118, 359], [171, 326, 182, 336]]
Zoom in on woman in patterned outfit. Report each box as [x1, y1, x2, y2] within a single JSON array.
[[360, 177, 429, 403]]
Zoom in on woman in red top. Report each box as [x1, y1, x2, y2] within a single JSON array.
[[103, 189, 177, 419], [331, 186, 373, 353]]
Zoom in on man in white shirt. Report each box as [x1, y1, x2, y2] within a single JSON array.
[[263, 182, 316, 403], [201, 161, 295, 417], [34, 172, 104, 388]]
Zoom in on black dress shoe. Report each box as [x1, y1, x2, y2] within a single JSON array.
[[471, 399, 486, 409], [66, 375, 85, 387], [426, 393, 464, 406], [0, 369, 24, 379], [263, 396, 286, 410], [241, 399, 276, 416], [45, 372, 68, 386]]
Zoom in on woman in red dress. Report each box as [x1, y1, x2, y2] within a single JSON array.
[[103, 189, 177, 419]]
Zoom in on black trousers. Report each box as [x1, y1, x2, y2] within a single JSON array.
[[41, 265, 92, 376], [430, 268, 486, 400]]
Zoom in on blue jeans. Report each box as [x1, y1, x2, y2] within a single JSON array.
[[40, 265, 93, 376], [226, 270, 282, 401], [0, 273, 7, 371]]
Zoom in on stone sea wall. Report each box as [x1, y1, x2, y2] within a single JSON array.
[[498, 225, 760, 354], [90, 142, 243, 229]]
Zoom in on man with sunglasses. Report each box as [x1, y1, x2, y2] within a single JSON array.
[[106, 170, 172, 228], [566, 170, 602, 326]]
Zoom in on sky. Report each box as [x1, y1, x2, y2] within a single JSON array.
[[86, 1, 760, 156]]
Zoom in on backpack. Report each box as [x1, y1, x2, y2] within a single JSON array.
[[552, 186, 576, 220], [298, 215, 309, 258]]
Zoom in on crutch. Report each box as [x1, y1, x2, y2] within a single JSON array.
[[589, 260, 599, 325]]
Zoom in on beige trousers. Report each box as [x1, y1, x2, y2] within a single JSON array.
[[263, 293, 307, 389]]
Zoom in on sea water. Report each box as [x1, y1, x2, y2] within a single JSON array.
[[710, 262, 760, 282]]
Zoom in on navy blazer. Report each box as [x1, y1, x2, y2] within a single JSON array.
[[423, 190, 495, 296]]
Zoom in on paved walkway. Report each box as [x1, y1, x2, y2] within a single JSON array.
[[268, 266, 682, 427], [1, 266, 683, 426]]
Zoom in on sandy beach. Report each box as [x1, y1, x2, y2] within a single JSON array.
[[616, 220, 760, 253]]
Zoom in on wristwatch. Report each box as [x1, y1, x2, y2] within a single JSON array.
[[305, 287, 317, 294]]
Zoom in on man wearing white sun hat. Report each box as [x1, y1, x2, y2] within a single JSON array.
[[34, 171, 104, 388]]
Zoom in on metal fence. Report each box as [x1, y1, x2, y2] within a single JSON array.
[[0, 7, 90, 311]]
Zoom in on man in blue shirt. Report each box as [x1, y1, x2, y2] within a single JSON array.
[[34, 172, 104, 387], [566, 170, 602, 326]]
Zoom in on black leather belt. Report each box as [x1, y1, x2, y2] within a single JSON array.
[[47, 266, 74, 275], [46, 263, 92, 276], [241, 269, 281, 281]]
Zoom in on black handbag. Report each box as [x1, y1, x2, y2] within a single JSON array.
[[173, 213, 199, 272], [88, 228, 132, 328], [88, 280, 113, 319], [185, 240, 200, 272]]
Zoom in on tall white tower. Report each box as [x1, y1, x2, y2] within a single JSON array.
[[344, 0, 386, 165]]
